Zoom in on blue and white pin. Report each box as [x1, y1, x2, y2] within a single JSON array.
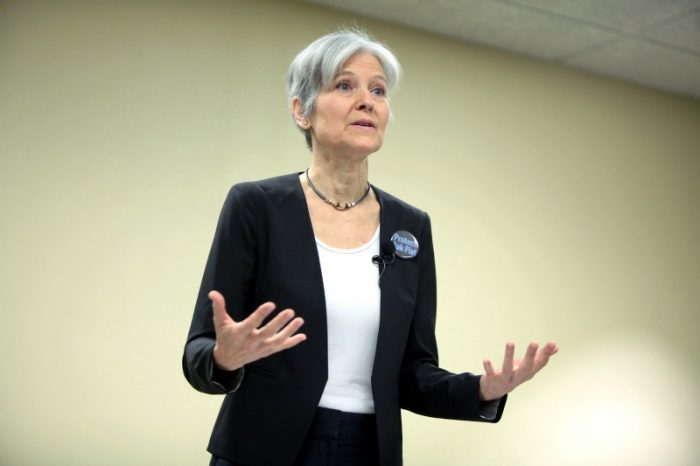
[[390, 230, 419, 259]]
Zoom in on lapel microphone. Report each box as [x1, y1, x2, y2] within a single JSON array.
[[372, 241, 396, 285]]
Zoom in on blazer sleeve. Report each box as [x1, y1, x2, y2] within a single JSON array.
[[398, 213, 506, 422], [182, 183, 258, 394]]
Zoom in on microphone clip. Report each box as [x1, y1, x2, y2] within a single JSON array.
[[372, 241, 396, 286]]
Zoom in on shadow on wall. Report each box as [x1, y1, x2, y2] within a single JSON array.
[[514, 332, 699, 466]]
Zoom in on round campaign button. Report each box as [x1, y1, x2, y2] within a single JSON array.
[[390, 230, 419, 259]]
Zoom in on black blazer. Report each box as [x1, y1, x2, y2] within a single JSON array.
[[183, 173, 505, 466]]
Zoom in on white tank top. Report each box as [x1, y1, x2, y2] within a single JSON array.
[[315, 227, 381, 414]]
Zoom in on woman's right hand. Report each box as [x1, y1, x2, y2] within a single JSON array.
[[209, 290, 306, 371]]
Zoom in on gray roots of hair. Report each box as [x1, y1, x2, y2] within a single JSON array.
[[286, 29, 402, 150]]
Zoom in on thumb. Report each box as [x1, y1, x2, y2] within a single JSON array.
[[209, 290, 233, 327]]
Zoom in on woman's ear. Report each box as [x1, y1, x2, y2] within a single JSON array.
[[291, 97, 310, 129]]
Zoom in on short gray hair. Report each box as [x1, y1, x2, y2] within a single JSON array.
[[287, 29, 402, 149]]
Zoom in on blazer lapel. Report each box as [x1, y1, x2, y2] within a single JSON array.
[[372, 187, 422, 381], [269, 173, 329, 381]]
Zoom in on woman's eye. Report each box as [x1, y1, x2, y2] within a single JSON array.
[[336, 81, 352, 91], [372, 87, 386, 97]]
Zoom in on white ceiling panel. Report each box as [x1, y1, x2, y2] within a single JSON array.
[[642, 8, 700, 53], [428, 0, 617, 60], [506, 0, 700, 31], [564, 37, 700, 97]]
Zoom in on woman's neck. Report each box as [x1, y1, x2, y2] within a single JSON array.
[[308, 152, 369, 204]]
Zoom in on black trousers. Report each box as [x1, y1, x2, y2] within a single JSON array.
[[210, 407, 380, 466]]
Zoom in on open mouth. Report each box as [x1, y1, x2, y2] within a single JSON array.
[[351, 120, 375, 128]]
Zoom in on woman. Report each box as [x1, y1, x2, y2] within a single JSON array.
[[183, 29, 558, 466]]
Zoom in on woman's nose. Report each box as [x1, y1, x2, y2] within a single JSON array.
[[355, 88, 374, 111]]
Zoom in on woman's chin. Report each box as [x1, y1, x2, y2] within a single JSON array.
[[347, 137, 384, 156], [317, 140, 384, 158]]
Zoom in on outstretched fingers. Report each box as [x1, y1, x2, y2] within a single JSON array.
[[481, 340, 559, 400], [543, 341, 559, 355], [502, 342, 515, 378], [208, 292, 309, 371], [482, 358, 495, 376], [534, 341, 559, 370], [253, 310, 306, 359], [519, 342, 539, 374], [257, 308, 297, 338], [240, 301, 278, 331], [272, 317, 307, 350]]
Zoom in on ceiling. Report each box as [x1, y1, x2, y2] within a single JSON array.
[[299, 0, 700, 100]]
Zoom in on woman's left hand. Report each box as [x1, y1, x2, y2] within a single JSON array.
[[479, 341, 559, 401]]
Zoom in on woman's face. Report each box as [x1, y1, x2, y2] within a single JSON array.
[[307, 52, 390, 158]]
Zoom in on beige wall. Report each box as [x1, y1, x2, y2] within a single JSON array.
[[1, 1, 699, 465]]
